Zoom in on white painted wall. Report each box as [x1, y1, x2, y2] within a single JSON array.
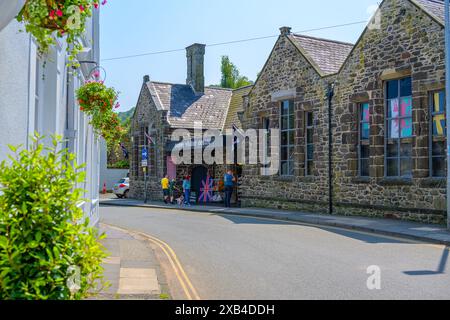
[[0, 20, 31, 159], [0, 9, 101, 226], [99, 138, 129, 191]]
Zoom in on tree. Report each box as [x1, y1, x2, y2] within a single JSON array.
[[220, 56, 253, 89], [107, 108, 134, 169]]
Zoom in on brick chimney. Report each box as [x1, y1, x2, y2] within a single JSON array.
[[186, 43, 206, 94]]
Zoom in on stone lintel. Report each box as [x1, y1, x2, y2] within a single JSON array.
[[271, 89, 296, 102], [379, 67, 411, 81], [349, 92, 370, 103]]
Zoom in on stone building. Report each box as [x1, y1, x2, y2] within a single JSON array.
[[241, 0, 447, 223], [240, 28, 353, 213], [130, 44, 252, 203], [332, 0, 446, 223]]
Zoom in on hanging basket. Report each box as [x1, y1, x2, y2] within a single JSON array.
[[16, 0, 107, 67], [20, 0, 66, 32]]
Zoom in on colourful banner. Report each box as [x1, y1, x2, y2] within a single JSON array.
[[389, 98, 412, 138], [433, 91, 446, 136], [199, 176, 213, 203], [400, 97, 412, 117], [434, 91, 445, 113], [389, 99, 399, 139]]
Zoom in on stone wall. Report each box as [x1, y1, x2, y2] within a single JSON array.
[[130, 82, 232, 201], [241, 34, 332, 212], [240, 0, 447, 224], [332, 0, 446, 224], [129, 82, 170, 200]]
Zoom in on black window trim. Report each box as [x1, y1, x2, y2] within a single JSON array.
[[358, 102, 370, 177], [305, 111, 314, 177], [384, 77, 413, 178], [429, 89, 446, 178], [279, 100, 295, 177]]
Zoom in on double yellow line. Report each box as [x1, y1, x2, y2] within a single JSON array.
[[104, 224, 200, 300]]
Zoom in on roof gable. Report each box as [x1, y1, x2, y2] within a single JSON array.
[[410, 0, 444, 25], [223, 85, 253, 130], [337, 0, 445, 75], [248, 34, 334, 98], [148, 82, 233, 130], [289, 34, 354, 76]]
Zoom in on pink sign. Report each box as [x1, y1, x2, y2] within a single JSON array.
[[167, 156, 176, 180]]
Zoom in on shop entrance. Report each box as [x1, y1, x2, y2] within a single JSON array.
[[191, 165, 208, 203]]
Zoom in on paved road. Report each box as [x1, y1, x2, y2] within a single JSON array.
[[100, 205, 450, 300]]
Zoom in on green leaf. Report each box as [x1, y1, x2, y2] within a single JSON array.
[[0, 134, 107, 300], [0, 236, 7, 248]]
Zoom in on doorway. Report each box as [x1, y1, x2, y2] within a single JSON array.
[[191, 165, 208, 203]]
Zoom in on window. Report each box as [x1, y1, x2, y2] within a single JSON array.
[[139, 126, 150, 179], [359, 102, 370, 177], [261, 117, 271, 174], [305, 112, 314, 176], [385, 77, 413, 177], [148, 126, 157, 176], [132, 134, 139, 178], [280, 100, 295, 176], [430, 90, 446, 177]]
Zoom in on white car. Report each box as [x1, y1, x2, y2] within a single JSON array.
[[113, 178, 130, 199]]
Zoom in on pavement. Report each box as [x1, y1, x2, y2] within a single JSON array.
[[95, 223, 171, 300], [100, 205, 450, 300], [99, 195, 450, 246]]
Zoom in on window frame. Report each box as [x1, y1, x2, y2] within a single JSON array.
[[261, 116, 271, 175], [148, 125, 157, 177], [429, 89, 446, 178], [138, 125, 158, 179], [384, 77, 413, 178], [358, 102, 370, 177], [305, 111, 314, 176], [279, 100, 295, 177]]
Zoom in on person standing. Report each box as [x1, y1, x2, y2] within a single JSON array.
[[169, 178, 176, 204], [183, 175, 191, 206], [223, 170, 235, 208], [161, 175, 170, 204]]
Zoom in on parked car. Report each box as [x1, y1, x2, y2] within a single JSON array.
[[113, 178, 129, 199]]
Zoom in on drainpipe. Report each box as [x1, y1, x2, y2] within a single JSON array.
[[445, 0, 450, 230], [327, 82, 335, 215]]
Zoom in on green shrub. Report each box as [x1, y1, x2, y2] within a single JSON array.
[[0, 135, 108, 300], [108, 160, 130, 169]]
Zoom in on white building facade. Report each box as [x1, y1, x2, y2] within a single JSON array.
[[0, 2, 101, 225]]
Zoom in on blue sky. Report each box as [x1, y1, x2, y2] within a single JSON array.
[[100, 0, 379, 112]]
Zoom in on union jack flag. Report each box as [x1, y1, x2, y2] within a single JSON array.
[[145, 131, 155, 145], [199, 176, 214, 203]]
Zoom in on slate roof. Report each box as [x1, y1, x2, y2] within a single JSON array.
[[289, 34, 354, 76], [411, 0, 445, 24], [147, 81, 233, 130], [223, 85, 253, 130]]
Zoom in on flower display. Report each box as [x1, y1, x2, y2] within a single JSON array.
[[76, 80, 124, 145], [17, 0, 107, 67]]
